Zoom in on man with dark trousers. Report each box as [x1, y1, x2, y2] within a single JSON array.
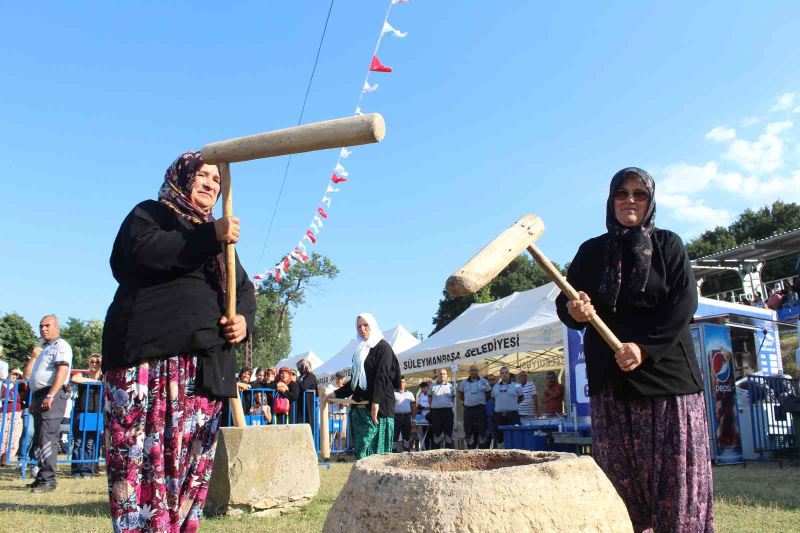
[[23, 315, 72, 492]]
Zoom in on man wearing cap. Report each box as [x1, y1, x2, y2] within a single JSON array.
[[458, 365, 491, 449], [22, 315, 72, 492]]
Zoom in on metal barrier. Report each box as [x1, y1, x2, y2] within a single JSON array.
[[0, 379, 106, 479], [226, 387, 321, 453], [746, 375, 799, 457]]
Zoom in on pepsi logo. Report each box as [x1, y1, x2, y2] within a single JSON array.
[[711, 350, 730, 383]]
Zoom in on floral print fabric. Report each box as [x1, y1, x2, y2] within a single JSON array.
[[590, 388, 714, 532], [104, 354, 222, 533]]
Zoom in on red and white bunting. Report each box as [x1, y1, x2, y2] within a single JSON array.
[[256, 0, 408, 284]]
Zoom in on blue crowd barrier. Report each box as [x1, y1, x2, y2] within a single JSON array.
[[0, 378, 106, 479], [746, 375, 799, 457], [227, 387, 321, 453]]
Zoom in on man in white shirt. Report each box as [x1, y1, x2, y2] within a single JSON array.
[[428, 368, 455, 449], [491, 367, 523, 447], [23, 315, 72, 492], [393, 377, 416, 452], [458, 365, 491, 449], [517, 371, 539, 423]]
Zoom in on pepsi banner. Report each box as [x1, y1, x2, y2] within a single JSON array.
[[703, 323, 743, 464]]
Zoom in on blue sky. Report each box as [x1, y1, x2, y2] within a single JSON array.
[[2, 1, 799, 361]]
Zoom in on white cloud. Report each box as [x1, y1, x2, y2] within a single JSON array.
[[771, 92, 796, 112], [705, 126, 736, 142], [658, 192, 732, 227], [741, 117, 760, 126], [723, 121, 792, 173]]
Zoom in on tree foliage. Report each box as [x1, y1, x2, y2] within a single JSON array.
[[60, 318, 104, 369], [249, 253, 339, 370], [0, 312, 38, 368], [685, 201, 800, 296], [430, 255, 560, 335]]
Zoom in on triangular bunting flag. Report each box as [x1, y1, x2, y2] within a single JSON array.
[[369, 55, 392, 73], [274, 268, 282, 283], [305, 230, 317, 244], [334, 163, 349, 177], [283, 257, 291, 271], [326, 184, 339, 194], [391, 0, 409, 4], [321, 195, 332, 207], [363, 81, 379, 93], [317, 207, 328, 218], [340, 148, 352, 158], [291, 247, 309, 263], [331, 173, 348, 184], [355, 106, 364, 116], [382, 21, 407, 38]]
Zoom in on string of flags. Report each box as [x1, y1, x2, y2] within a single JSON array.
[[254, 0, 409, 284]]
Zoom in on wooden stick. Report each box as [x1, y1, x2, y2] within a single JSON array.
[[220, 161, 246, 429], [526, 243, 623, 352], [320, 392, 330, 461], [201, 114, 386, 164]]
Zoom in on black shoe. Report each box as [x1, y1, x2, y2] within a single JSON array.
[[26, 479, 39, 488], [31, 482, 56, 493]]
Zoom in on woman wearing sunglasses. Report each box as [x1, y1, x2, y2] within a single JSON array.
[[556, 167, 713, 532]]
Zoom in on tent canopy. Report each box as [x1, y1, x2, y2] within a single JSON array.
[[274, 350, 323, 372], [398, 283, 564, 380], [316, 324, 421, 386]]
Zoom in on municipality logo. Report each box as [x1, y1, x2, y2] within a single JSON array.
[[711, 350, 730, 383]]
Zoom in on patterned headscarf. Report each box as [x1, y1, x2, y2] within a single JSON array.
[[599, 167, 656, 308], [158, 151, 215, 224], [158, 151, 226, 291]]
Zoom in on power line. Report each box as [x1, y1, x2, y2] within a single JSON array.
[[255, 0, 336, 274]]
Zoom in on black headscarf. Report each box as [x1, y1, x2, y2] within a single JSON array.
[[599, 167, 656, 308]]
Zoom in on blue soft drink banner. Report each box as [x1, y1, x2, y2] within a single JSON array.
[[702, 323, 743, 464], [564, 326, 590, 420], [753, 319, 783, 375]]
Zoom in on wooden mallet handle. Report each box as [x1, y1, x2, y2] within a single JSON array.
[[220, 162, 246, 429], [526, 243, 623, 352]]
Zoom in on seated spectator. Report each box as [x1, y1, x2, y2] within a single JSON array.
[[752, 292, 765, 308], [766, 288, 783, 310], [782, 286, 799, 308], [1, 368, 25, 466], [70, 354, 103, 478]]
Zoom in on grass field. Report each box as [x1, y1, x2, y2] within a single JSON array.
[[0, 461, 797, 532]]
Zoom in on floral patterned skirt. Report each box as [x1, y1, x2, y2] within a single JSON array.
[[104, 355, 222, 533], [590, 388, 714, 533]]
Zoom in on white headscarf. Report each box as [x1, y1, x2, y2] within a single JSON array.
[[351, 313, 384, 391]]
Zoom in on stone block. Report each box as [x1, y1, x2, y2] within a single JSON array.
[[207, 424, 320, 517], [323, 449, 632, 532]]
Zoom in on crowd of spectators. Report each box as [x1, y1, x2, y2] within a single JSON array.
[[745, 279, 800, 311], [391, 366, 565, 452], [233, 358, 318, 426]]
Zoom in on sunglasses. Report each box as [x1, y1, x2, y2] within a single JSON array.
[[613, 189, 650, 202]]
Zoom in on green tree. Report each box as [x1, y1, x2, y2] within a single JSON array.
[[0, 312, 38, 367], [685, 201, 800, 296], [249, 253, 339, 369], [60, 317, 103, 369], [430, 255, 560, 335]]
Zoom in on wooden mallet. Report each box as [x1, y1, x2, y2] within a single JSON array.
[[201, 114, 386, 428], [446, 214, 623, 353]]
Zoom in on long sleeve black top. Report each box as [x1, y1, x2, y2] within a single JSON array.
[[555, 229, 704, 400], [334, 339, 401, 417], [102, 200, 256, 398]]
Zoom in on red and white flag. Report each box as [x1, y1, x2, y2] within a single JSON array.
[[382, 21, 407, 38], [369, 55, 392, 73]]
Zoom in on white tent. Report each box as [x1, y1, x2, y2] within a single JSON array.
[[316, 324, 421, 387], [398, 283, 565, 379], [274, 350, 323, 372]]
